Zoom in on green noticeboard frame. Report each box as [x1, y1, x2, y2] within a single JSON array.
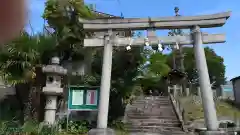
[[68, 85, 100, 111]]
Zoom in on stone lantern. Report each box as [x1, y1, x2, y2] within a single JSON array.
[[42, 57, 67, 125]]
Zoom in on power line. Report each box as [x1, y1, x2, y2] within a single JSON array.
[[116, 0, 124, 17]]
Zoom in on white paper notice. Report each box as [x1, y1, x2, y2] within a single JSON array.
[[72, 90, 84, 105]]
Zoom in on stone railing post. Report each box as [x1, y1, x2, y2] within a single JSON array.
[[186, 88, 190, 97], [197, 87, 201, 98], [168, 86, 171, 93], [173, 85, 178, 97], [179, 85, 183, 96]]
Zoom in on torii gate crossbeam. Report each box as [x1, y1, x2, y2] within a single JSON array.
[[79, 11, 231, 31], [84, 34, 225, 47]]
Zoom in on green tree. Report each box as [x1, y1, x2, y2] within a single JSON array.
[[167, 47, 226, 87], [43, 0, 95, 64], [0, 32, 56, 84], [136, 48, 170, 94], [43, 0, 145, 121], [0, 32, 56, 123]]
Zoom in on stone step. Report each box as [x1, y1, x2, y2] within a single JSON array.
[[128, 108, 174, 112], [125, 96, 185, 134], [132, 101, 171, 104], [135, 97, 170, 100], [127, 114, 176, 118], [128, 105, 174, 109], [128, 106, 173, 110], [127, 107, 174, 111], [133, 101, 170, 103], [131, 102, 172, 105], [128, 131, 185, 135], [126, 121, 181, 127], [133, 99, 170, 102], [127, 115, 178, 120], [128, 126, 182, 130], [127, 111, 176, 115], [127, 112, 176, 116], [130, 104, 172, 108], [129, 132, 186, 135], [127, 126, 183, 133], [131, 103, 171, 106], [128, 130, 184, 134], [141, 96, 169, 99], [127, 118, 180, 123]]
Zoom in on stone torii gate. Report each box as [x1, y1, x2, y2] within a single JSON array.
[[80, 11, 231, 135]]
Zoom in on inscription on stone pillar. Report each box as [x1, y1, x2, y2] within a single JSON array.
[[46, 99, 52, 105]]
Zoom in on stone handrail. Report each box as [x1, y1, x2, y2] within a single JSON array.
[[169, 93, 188, 132]]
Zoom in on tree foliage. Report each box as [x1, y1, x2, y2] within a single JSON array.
[[167, 47, 226, 87], [0, 32, 57, 123], [0, 32, 56, 84], [43, 0, 146, 121], [149, 53, 170, 76], [43, 0, 95, 60], [136, 48, 170, 93]]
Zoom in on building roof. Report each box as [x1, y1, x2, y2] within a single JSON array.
[[90, 10, 132, 37], [230, 76, 240, 82], [91, 10, 123, 19]]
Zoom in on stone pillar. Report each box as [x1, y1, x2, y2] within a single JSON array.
[[167, 86, 171, 93], [178, 85, 183, 96], [88, 30, 115, 135], [42, 57, 67, 125], [186, 88, 190, 96], [192, 26, 218, 130], [197, 87, 201, 98], [197, 87, 202, 104], [44, 96, 57, 124], [173, 85, 178, 97]]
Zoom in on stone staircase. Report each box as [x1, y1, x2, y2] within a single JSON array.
[[124, 96, 187, 135]]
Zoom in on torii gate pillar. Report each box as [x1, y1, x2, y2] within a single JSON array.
[[192, 25, 218, 130], [88, 30, 115, 135]]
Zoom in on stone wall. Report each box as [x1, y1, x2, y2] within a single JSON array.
[[217, 83, 234, 100], [233, 79, 240, 104], [0, 79, 15, 101]]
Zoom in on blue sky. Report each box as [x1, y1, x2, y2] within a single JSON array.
[[27, 0, 240, 80]]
